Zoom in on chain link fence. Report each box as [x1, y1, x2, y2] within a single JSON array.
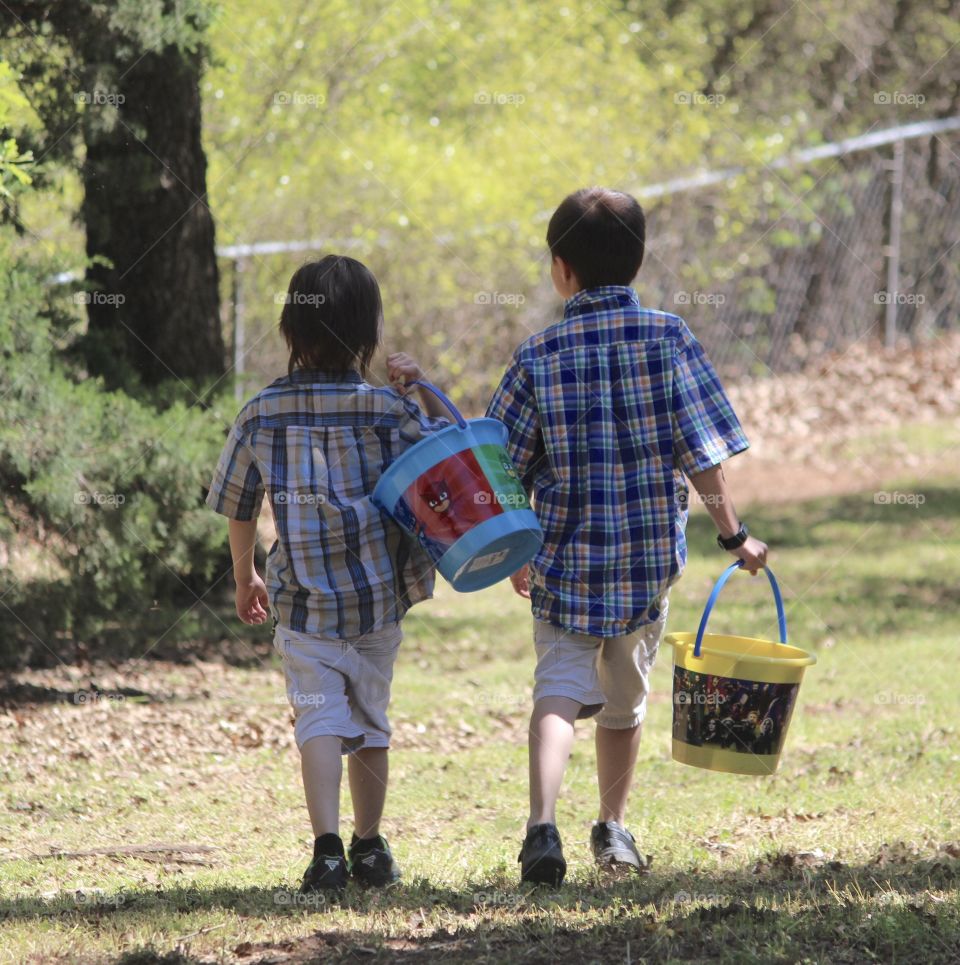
[[221, 117, 960, 401], [636, 118, 960, 379]]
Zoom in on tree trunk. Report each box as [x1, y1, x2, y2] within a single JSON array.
[[80, 41, 224, 389]]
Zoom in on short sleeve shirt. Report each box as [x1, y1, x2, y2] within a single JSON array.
[[207, 369, 448, 638], [487, 286, 749, 637]]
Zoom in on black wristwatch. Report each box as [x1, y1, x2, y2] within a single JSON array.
[[717, 522, 749, 551]]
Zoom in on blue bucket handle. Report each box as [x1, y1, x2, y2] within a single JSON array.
[[693, 561, 787, 658], [407, 379, 468, 429]]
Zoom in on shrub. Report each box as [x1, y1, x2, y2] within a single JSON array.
[[0, 230, 231, 668]]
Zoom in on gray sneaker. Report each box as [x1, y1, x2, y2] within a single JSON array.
[[590, 821, 647, 872]]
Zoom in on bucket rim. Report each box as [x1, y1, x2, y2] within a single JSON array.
[[665, 631, 817, 668], [371, 417, 508, 507]]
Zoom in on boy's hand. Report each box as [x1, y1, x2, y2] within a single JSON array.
[[509, 564, 531, 599], [730, 535, 768, 575], [387, 352, 424, 394], [236, 574, 270, 625]]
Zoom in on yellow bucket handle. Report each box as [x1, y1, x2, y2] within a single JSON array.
[[695, 562, 787, 658]]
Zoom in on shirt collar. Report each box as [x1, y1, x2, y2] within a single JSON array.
[[563, 285, 640, 318], [287, 367, 363, 384]]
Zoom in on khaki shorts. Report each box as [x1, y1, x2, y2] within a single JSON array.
[[532, 601, 668, 729], [273, 623, 402, 753]]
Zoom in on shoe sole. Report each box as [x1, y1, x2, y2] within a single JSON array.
[[521, 855, 567, 886], [595, 852, 646, 873]]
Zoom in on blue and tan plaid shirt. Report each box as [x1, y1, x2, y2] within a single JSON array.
[[206, 369, 448, 639], [487, 286, 749, 638]]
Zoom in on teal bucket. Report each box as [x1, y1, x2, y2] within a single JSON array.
[[372, 381, 543, 591]]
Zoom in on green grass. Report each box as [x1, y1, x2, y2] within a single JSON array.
[[1, 476, 959, 963]]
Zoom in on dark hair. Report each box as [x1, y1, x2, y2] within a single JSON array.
[[545, 187, 646, 289], [279, 255, 382, 376]]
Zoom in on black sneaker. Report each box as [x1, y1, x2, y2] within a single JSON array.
[[590, 821, 647, 873], [518, 823, 566, 886], [300, 833, 348, 894], [349, 833, 401, 887]]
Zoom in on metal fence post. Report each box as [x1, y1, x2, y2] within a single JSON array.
[[884, 138, 905, 349]]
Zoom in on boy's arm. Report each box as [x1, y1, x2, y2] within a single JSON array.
[[487, 355, 542, 597], [228, 518, 270, 625], [386, 352, 449, 419], [688, 464, 768, 574]]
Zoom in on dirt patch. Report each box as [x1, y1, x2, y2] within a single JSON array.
[[718, 334, 960, 504]]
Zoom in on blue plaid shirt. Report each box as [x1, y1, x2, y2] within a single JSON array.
[[206, 369, 448, 639], [487, 286, 749, 638]]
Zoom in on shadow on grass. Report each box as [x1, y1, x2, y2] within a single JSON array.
[[0, 588, 274, 676], [2, 858, 958, 964]]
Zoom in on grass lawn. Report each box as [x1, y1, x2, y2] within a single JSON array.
[[1, 471, 958, 963]]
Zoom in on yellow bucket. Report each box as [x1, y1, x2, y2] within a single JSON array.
[[667, 562, 816, 776]]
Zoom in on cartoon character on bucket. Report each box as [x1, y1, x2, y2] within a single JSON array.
[[403, 450, 503, 552], [422, 479, 452, 515]]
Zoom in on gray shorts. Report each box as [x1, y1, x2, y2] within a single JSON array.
[[273, 623, 402, 753], [532, 601, 668, 729]]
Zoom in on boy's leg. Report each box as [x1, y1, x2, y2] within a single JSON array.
[[528, 621, 606, 829], [274, 626, 367, 840], [348, 747, 389, 838], [527, 695, 581, 828], [590, 604, 668, 870], [300, 735, 343, 837], [343, 626, 403, 887], [595, 723, 642, 825]]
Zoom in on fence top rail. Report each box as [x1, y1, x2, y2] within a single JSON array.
[[637, 115, 960, 199], [214, 116, 960, 260]]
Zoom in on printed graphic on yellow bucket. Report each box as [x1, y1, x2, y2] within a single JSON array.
[[667, 562, 816, 776]]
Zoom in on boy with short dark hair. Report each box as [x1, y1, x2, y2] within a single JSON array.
[[207, 255, 447, 894], [487, 187, 767, 885]]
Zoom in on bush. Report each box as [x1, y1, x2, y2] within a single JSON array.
[[0, 230, 232, 668]]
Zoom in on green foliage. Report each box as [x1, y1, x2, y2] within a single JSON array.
[[0, 137, 32, 198], [199, 0, 960, 402], [0, 228, 230, 667]]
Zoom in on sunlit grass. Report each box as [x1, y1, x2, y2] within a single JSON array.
[[1, 474, 958, 963]]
